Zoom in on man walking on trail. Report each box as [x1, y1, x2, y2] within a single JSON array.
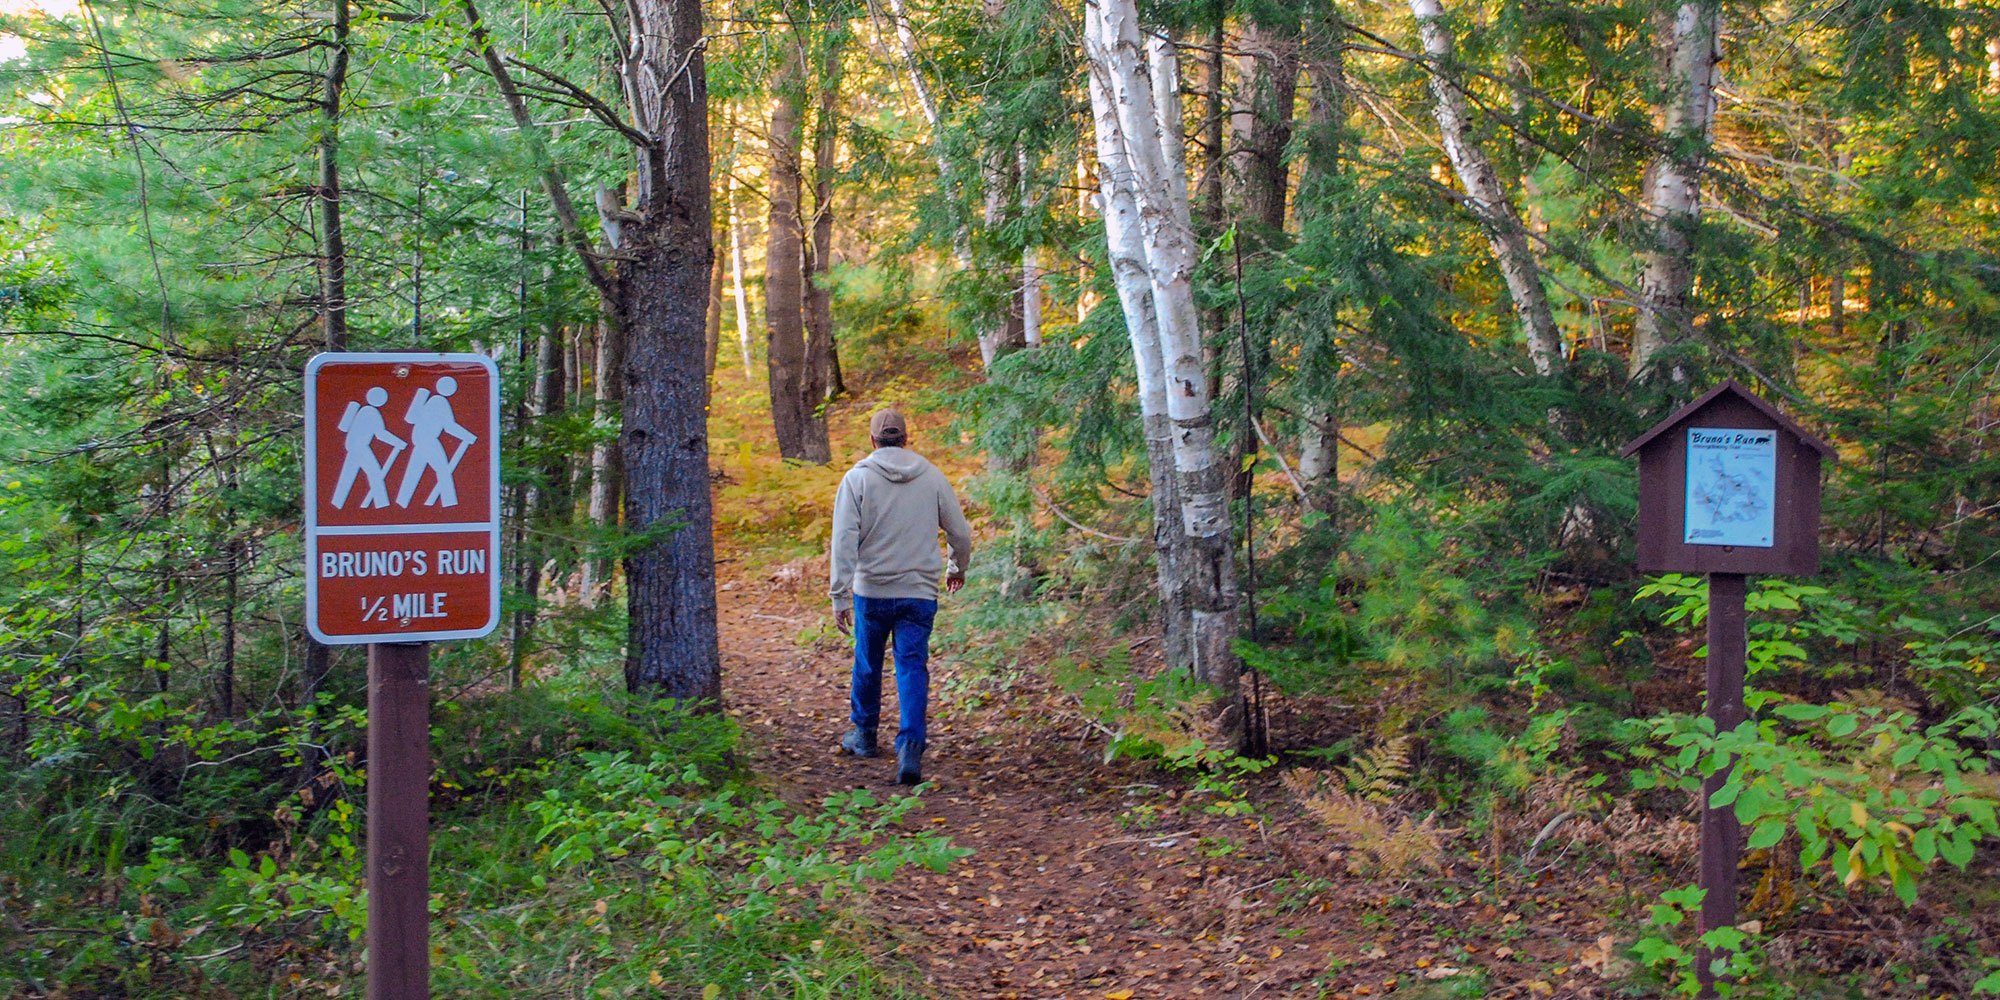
[[830, 409, 973, 786]]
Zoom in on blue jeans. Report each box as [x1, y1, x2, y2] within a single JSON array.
[[850, 595, 937, 753]]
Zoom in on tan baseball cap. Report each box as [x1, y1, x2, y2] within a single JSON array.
[[869, 408, 907, 440]]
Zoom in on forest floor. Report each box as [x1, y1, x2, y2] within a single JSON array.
[[710, 566, 1643, 1000]]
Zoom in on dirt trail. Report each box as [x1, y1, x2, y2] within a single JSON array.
[[715, 577, 1435, 1000]]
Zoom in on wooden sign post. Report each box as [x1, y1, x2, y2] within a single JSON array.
[[1623, 381, 1833, 995], [305, 353, 502, 1000]]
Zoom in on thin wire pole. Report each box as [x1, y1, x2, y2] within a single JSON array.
[[1233, 230, 1267, 758]]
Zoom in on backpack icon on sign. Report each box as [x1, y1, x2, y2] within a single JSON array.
[[331, 387, 406, 510], [395, 376, 477, 508]]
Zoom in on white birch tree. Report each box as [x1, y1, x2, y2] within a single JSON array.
[[1086, 0, 1242, 736], [1629, 1, 1720, 379], [1084, 13, 1193, 679], [1408, 0, 1564, 383]]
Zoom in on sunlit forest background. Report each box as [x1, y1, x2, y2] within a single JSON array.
[[0, 0, 1997, 993]]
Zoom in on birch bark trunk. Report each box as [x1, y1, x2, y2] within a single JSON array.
[[1408, 0, 1563, 383], [1085, 26, 1192, 676], [885, 0, 967, 275], [1091, 0, 1241, 730], [1629, 1, 1719, 379], [1294, 6, 1346, 500], [728, 172, 755, 376], [884, 0, 1015, 371], [706, 205, 726, 394], [1019, 151, 1043, 349], [585, 313, 623, 605]]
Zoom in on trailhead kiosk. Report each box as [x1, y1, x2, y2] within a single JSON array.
[[1623, 380, 1834, 995]]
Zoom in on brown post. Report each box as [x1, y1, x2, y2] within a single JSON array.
[[367, 642, 430, 1000], [1698, 572, 1747, 996]]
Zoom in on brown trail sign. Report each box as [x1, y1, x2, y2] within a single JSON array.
[[305, 352, 502, 1000], [1623, 380, 1834, 995], [306, 353, 501, 644]]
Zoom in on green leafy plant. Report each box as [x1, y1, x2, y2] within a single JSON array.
[[1635, 703, 2000, 905], [1634, 575, 2000, 906], [1631, 884, 1764, 997]]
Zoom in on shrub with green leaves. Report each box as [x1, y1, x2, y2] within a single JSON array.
[[1632, 574, 2000, 906], [1635, 703, 2000, 905]]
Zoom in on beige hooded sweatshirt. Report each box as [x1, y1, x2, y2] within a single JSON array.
[[829, 447, 973, 607]]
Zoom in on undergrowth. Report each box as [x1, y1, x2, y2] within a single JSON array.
[[0, 664, 959, 998]]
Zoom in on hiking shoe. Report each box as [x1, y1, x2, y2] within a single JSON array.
[[896, 742, 925, 786], [838, 727, 878, 758]]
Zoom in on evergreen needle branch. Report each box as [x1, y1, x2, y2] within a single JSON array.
[[82, 0, 173, 343], [0, 329, 246, 366], [461, 0, 619, 306]]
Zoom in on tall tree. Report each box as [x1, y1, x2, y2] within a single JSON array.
[[1086, 0, 1243, 740], [1628, 0, 1719, 379], [1408, 0, 1565, 389], [302, 0, 351, 713], [805, 23, 848, 403], [1227, 2, 1302, 243], [1085, 25, 1193, 677], [763, 31, 830, 464], [613, 0, 721, 699], [1291, 0, 1348, 500]]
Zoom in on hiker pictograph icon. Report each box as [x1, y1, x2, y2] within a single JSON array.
[[331, 387, 407, 510], [394, 376, 477, 509]]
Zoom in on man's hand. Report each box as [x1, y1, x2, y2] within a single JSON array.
[[834, 607, 853, 635], [945, 573, 965, 595]]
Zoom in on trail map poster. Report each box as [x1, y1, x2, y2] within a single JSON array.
[[1684, 427, 1777, 548]]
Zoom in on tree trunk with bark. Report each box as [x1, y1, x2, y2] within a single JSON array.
[[618, 0, 721, 701], [1409, 0, 1565, 383], [1228, 14, 1301, 241], [805, 33, 844, 406], [706, 212, 726, 395], [1198, 15, 1227, 218], [764, 40, 830, 464], [1221, 8, 1301, 501], [302, 0, 349, 714], [1294, 5, 1346, 502], [1086, 35, 1193, 676], [728, 172, 755, 376], [1088, 0, 1242, 738], [584, 313, 624, 604], [1629, 1, 1719, 379]]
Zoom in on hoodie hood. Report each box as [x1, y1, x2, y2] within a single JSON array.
[[856, 446, 933, 484]]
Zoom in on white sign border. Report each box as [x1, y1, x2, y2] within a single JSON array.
[[305, 352, 502, 645]]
